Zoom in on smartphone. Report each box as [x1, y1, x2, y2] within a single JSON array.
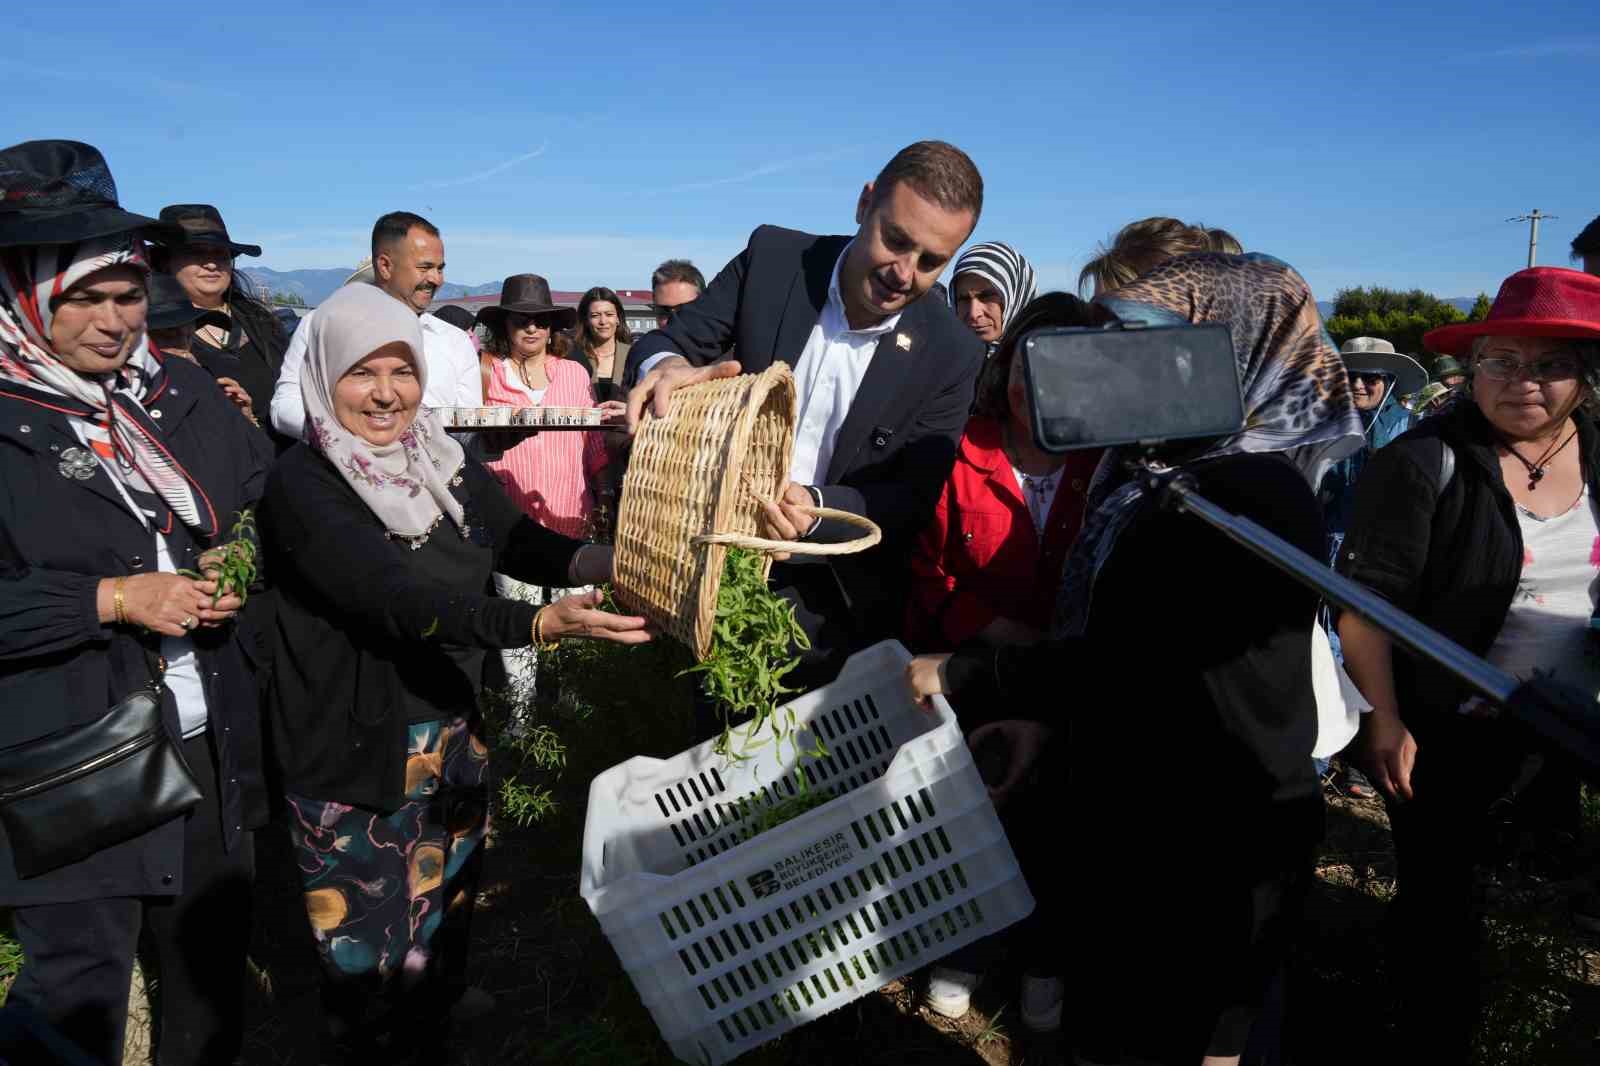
[[1022, 323, 1243, 454]]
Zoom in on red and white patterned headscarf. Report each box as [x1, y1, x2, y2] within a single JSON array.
[[0, 236, 217, 536]]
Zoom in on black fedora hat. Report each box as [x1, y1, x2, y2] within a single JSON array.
[[146, 273, 231, 332], [0, 140, 174, 248], [475, 274, 577, 331], [157, 204, 262, 258]]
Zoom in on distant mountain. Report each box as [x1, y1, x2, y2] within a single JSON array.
[[241, 267, 499, 306], [1315, 298, 1477, 321]]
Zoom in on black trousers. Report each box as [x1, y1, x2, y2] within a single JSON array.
[[1386, 716, 1580, 1063], [8, 733, 256, 1066]]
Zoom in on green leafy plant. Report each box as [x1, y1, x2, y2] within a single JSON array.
[[741, 777, 833, 838], [0, 921, 21, 1006], [678, 549, 841, 840], [685, 548, 818, 764], [481, 692, 568, 828], [180, 509, 258, 606]]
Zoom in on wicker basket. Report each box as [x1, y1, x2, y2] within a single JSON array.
[[613, 364, 881, 659]]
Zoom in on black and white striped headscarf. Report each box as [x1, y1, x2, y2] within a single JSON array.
[[949, 241, 1038, 338]]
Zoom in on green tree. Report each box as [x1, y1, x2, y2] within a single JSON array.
[[1469, 292, 1492, 321], [268, 290, 307, 308], [1324, 285, 1466, 354]]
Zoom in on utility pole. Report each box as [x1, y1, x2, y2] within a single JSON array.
[[1508, 210, 1557, 268]]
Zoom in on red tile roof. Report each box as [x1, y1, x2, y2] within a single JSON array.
[[432, 289, 653, 311]]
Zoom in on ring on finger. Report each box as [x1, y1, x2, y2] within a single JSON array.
[[181, 614, 197, 630]]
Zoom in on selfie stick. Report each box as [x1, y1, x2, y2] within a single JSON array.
[[1140, 464, 1600, 770]]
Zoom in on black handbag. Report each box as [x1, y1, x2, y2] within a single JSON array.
[[0, 648, 203, 879]]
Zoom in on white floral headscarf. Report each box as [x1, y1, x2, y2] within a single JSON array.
[[301, 283, 465, 539]]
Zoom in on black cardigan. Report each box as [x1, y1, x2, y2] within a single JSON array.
[[1335, 402, 1600, 741], [0, 358, 271, 904], [945, 452, 1324, 839], [260, 445, 582, 811], [941, 452, 1326, 1057]]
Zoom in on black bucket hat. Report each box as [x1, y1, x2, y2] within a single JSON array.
[[474, 274, 577, 332], [0, 140, 174, 248], [145, 273, 230, 332], [157, 204, 262, 258]]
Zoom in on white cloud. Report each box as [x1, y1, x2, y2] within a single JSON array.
[[664, 148, 861, 194], [1476, 39, 1600, 59], [412, 143, 550, 191]]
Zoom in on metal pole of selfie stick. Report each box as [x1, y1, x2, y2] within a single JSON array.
[[1150, 469, 1518, 704], [1142, 464, 1600, 770]]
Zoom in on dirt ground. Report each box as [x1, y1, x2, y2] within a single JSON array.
[[215, 752, 1600, 1066], [8, 656, 1587, 1065]]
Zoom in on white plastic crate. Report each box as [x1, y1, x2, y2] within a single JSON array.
[[579, 640, 1034, 1065]]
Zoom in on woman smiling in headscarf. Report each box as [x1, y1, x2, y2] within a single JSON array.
[[259, 282, 649, 1059], [908, 253, 1363, 1066]]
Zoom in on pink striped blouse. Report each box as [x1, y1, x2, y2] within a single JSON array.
[[484, 356, 609, 539]]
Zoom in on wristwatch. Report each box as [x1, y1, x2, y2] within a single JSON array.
[[802, 485, 824, 539]]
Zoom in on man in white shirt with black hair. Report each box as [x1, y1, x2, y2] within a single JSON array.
[[270, 211, 482, 439]]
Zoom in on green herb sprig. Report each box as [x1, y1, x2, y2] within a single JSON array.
[[179, 509, 258, 606], [684, 548, 819, 764], [741, 775, 833, 838]]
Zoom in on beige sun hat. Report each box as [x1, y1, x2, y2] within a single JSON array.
[[1338, 336, 1428, 396], [344, 255, 375, 287]]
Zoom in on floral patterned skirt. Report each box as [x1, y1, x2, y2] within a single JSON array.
[[284, 716, 490, 1024]]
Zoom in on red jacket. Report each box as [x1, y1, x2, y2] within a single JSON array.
[[907, 417, 1102, 651]]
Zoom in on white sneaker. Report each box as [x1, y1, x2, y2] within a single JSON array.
[[923, 967, 982, 1019], [1020, 974, 1063, 1033], [449, 986, 497, 1022]]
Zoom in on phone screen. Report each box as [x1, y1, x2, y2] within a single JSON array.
[[1022, 324, 1244, 453]]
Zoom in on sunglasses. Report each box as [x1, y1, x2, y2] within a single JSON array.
[[507, 313, 561, 331], [1474, 355, 1583, 383], [1350, 372, 1389, 386], [651, 302, 693, 322]]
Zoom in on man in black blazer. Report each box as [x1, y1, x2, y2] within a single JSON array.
[[626, 141, 987, 684]]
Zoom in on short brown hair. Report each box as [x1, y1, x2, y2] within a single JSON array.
[[1078, 217, 1240, 297], [870, 141, 983, 220], [651, 259, 705, 293]]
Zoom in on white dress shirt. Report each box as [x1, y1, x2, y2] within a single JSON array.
[[270, 304, 484, 439], [637, 241, 900, 486]]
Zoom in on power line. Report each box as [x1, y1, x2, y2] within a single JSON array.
[[1508, 210, 1558, 268]]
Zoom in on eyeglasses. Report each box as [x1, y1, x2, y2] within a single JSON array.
[[651, 302, 692, 323], [1350, 372, 1388, 386], [1474, 356, 1583, 383]]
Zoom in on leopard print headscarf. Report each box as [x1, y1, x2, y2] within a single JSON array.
[[1053, 252, 1362, 636]]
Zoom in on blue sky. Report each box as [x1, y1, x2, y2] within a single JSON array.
[[6, 1, 1597, 303]]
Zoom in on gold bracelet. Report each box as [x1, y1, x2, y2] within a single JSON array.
[[531, 606, 561, 651], [113, 577, 128, 626]]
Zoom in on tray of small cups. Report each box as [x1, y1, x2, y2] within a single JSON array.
[[439, 406, 616, 433]]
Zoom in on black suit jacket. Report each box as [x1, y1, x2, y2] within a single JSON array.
[[629, 225, 984, 679]]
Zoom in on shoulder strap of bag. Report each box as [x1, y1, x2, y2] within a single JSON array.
[[1437, 437, 1456, 501], [140, 640, 167, 688]]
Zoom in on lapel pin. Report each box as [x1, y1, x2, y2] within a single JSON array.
[[896, 332, 912, 351], [58, 446, 98, 481]]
